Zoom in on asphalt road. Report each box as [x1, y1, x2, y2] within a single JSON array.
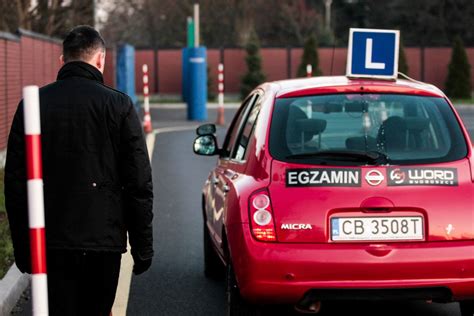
[[12, 105, 474, 316], [457, 106, 474, 140]]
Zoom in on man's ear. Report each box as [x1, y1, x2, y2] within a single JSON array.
[[59, 55, 65, 66], [95, 51, 106, 73]]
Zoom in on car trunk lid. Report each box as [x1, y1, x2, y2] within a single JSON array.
[[269, 159, 474, 243]]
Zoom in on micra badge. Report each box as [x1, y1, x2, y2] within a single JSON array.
[[281, 224, 313, 230]]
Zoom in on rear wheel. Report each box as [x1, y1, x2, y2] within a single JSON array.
[[203, 223, 224, 279], [460, 301, 474, 316], [226, 264, 260, 316]]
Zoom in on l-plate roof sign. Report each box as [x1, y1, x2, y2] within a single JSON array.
[[346, 28, 400, 80]]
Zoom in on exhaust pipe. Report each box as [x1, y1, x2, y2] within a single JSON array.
[[294, 301, 322, 314]]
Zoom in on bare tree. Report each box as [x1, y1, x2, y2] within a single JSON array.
[[0, 0, 33, 32], [0, 0, 94, 37]]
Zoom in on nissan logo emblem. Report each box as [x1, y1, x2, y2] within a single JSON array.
[[365, 170, 384, 186]]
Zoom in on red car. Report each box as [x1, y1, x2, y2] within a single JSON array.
[[193, 76, 474, 315]]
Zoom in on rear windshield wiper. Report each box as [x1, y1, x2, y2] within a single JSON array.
[[286, 150, 389, 164]]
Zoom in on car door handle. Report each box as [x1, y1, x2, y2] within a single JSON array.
[[223, 184, 230, 193]]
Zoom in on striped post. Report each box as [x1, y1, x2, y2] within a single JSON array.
[[306, 64, 312, 77], [23, 86, 49, 316], [216, 63, 225, 125], [142, 64, 153, 134]]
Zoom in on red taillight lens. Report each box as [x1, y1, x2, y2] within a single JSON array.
[[249, 190, 277, 242], [252, 194, 270, 209]]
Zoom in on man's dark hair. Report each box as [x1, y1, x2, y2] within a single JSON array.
[[63, 25, 105, 62]]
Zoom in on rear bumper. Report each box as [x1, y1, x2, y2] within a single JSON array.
[[227, 224, 474, 304]]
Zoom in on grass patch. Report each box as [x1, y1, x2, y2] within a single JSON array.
[[452, 98, 474, 104], [0, 169, 14, 279]]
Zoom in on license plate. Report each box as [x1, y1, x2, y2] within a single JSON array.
[[330, 216, 424, 241]]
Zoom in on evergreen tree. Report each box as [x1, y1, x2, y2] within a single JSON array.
[[240, 31, 266, 99], [207, 66, 216, 101], [297, 35, 321, 77], [445, 36, 472, 99], [398, 38, 409, 75]]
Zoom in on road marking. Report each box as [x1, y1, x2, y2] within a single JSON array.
[[153, 125, 199, 134], [146, 132, 156, 158], [112, 242, 133, 316], [112, 126, 194, 315]]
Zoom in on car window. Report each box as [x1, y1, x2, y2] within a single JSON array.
[[221, 94, 257, 158], [232, 96, 262, 161], [269, 94, 468, 165]]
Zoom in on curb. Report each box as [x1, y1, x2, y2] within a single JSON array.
[[0, 264, 30, 315]]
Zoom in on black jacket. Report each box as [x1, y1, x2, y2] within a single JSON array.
[[5, 62, 153, 270]]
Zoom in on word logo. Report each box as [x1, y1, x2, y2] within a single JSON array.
[[388, 168, 457, 186], [389, 169, 406, 184]]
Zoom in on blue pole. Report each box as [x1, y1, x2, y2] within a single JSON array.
[[187, 47, 207, 121], [116, 44, 138, 111]]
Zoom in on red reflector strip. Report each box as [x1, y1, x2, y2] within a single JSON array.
[[252, 228, 276, 241], [30, 228, 47, 274], [25, 134, 43, 180]]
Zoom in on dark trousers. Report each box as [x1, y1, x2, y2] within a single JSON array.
[[47, 250, 122, 316]]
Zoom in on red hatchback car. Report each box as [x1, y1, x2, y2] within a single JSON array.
[[193, 76, 474, 315]]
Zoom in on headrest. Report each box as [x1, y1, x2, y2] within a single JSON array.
[[381, 116, 407, 130], [405, 117, 430, 131], [295, 119, 327, 135]]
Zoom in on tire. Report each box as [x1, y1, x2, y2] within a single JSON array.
[[203, 223, 224, 279], [226, 264, 260, 316], [460, 301, 474, 316]]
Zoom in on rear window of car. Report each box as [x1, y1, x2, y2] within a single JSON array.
[[269, 94, 468, 166]]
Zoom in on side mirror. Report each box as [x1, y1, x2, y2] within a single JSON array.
[[193, 135, 219, 156], [196, 124, 216, 136]]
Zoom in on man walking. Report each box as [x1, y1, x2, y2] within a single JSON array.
[[5, 26, 153, 315]]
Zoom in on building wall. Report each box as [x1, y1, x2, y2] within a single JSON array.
[[1, 28, 474, 153], [135, 47, 474, 94], [0, 30, 120, 152], [0, 31, 62, 153]]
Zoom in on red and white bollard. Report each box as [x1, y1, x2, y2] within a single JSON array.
[[23, 86, 49, 316], [216, 63, 225, 126], [306, 64, 312, 77], [142, 64, 153, 134]]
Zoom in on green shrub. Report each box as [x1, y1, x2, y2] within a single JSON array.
[[0, 169, 14, 278], [207, 65, 216, 101], [398, 38, 409, 75], [445, 36, 472, 99], [297, 35, 321, 77], [240, 31, 266, 99]]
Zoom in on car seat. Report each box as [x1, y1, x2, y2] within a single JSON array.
[[286, 106, 327, 152], [346, 136, 377, 151], [376, 116, 408, 153], [405, 117, 430, 150]]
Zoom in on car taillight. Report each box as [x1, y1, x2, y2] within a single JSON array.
[[249, 190, 277, 242]]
